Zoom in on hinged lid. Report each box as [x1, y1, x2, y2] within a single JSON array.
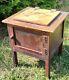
[[14, 7, 60, 26], [2, 7, 68, 33]]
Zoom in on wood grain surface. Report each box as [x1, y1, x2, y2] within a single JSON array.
[[14, 7, 60, 26]]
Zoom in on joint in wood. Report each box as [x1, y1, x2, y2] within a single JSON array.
[[10, 35, 14, 39]]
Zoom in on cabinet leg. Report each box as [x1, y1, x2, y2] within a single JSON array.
[[56, 43, 63, 75], [58, 43, 63, 55], [12, 51, 18, 67], [45, 59, 50, 79]]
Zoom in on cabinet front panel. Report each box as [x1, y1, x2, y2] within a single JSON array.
[[15, 29, 45, 54]]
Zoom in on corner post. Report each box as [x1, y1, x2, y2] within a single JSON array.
[[43, 35, 50, 79], [58, 20, 65, 55], [7, 24, 18, 67]]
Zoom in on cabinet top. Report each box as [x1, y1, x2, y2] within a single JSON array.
[[2, 7, 68, 33]]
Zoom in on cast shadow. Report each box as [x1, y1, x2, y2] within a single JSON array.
[[51, 45, 69, 78]]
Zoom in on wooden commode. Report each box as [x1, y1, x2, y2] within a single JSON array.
[[2, 7, 68, 79]]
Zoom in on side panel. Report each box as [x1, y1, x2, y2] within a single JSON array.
[[50, 23, 63, 56]]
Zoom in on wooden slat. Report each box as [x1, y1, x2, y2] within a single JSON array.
[[13, 45, 45, 60], [13, 45, 42, 55]]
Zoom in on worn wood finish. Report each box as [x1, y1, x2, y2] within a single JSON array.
[[7, 25, 18, 66], [15, 29, 43, 52], [14, 7, 60, 26], [58, 21, 65, 55], [2, 11, 68, 33], [50, 23, 63, 56], [2, 7, 68, 79]]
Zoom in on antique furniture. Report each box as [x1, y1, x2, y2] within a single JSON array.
[[2, 7, 68, 79]]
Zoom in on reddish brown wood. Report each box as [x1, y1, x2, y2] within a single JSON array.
[[2, 8, 68, 79], [14, 28, 43, 52], [13, 45, 45, 60], [2, 12, 68, 33], [45, 59, 50, 79], [43, 36, 50, 78], [7, 25, 18, 66]]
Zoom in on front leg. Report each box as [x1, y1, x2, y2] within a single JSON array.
[[45, 49, 50, 79], [42, 36, 50, 79], [12, 51, 18, 67], [45, 59, 50, 79], [7, 25, 18, 67], [58, 42, 63, 55]]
